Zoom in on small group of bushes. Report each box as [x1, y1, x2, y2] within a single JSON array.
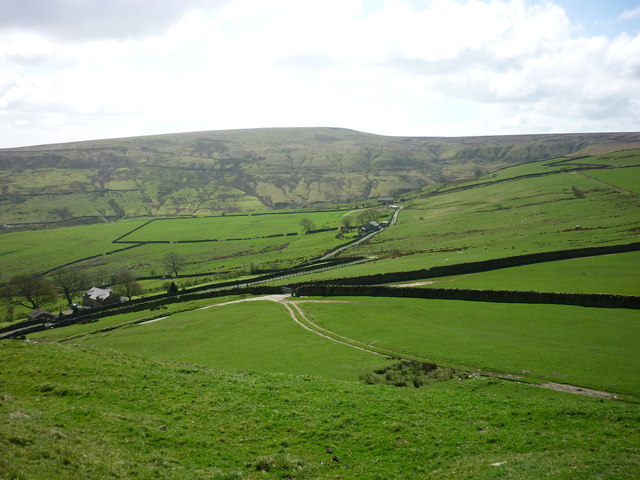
[[360, 360, 469, 387]]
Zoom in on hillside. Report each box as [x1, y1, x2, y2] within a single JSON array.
[[1, 130, 639, 479], [2, 341, 639, 479], [1, 128, 639, 225]]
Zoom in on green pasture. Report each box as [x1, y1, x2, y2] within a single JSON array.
[[399, 251, 640, 295], [582, 166, 640, 194], [0, 212, 349, 296], [348, 171, 639, 263], [299, 297, 640, 397], [447, 156, 572, 188], [2, 341, 638, 479], [274, 170, 639, 285], [571, 148, 640, 166], [105, 227, 345, 279], [67, 299, 392, 381], [0, 219, 147, 279], [120, 210, 351, 242], [28, 296, 234, 343], [440, 150, 639, 191]]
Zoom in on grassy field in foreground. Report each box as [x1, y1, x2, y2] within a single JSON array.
[[1, 341, 639, 479], [394, 251, 640, 295], [298, 297, 640, 397], [66, 300, 392, 381]]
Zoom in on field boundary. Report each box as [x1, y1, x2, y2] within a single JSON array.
[[297, 242, 640, 288], [292, 285, 640, 309], [430, 153, 640, 196]]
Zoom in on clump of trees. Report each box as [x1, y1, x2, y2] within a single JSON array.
[[357, 208, 386, 225]]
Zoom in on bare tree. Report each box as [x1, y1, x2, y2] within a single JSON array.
[[163, 252, 186, 277], [299, 218, 315, 234], [113, 271, 144, 301], [51, 268, 90, 306], [341, 216, 353, 229], [1, 275, 57, 310]]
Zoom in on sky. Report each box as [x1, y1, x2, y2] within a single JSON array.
[[0, 0, 639, 148]]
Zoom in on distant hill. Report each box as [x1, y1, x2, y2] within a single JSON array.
[[0, 127, 638, 225]]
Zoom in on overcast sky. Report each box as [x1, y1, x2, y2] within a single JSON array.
[[1, 0, 639, 148]]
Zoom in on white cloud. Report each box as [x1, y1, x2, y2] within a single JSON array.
[[620, 5, 640, 21], [0, 0, 639, 147]]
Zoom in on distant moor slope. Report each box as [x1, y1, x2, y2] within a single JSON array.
[[0, 128, 638, 225]]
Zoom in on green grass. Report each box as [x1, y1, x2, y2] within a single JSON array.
[[297, 297, 640, 397], [0, 219, 147, 278], [571, 149, 640, 166], [120, 210, 351, 242], [1, 341, 639, 479], [582, 166, 640, 194], [328, 171, 639, 275], [28, 297, 238, 342], [65, 299, 392, 381], [267, 169, 639, 285], [395, 251, 640, 295]]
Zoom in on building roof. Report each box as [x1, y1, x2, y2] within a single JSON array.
[[28, 309, 54, 320], [85, 287, 113, 301]]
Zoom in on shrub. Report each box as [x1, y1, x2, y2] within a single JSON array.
[[360, 360, 468, 387]]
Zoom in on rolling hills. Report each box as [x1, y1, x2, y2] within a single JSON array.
[[1, 128, 639, 225], [1, 128, 639, 479]]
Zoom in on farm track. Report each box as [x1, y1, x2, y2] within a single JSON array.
[[29, 293, 626, 401], [200, 295, 624, 401]]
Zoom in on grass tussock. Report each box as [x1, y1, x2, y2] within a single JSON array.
[[360, 360, 469, 387]]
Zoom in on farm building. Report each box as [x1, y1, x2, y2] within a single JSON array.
[[82, 287, 122, 308], [361, 221, 381, 233], [378, 196, 394, 204], [28, 309, 55, 323]]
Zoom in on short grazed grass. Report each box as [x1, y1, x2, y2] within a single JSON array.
[[398, 251, 640, 295], [66, 300, 393, 381], [0, 219, 146, 277], [120, 210, 350, 242], [273, 170, 640, 282], [582, 166, 640, 194], [28, 296, 238, 342], [1, 341, 639, 479], [297, 297, 640, 397]]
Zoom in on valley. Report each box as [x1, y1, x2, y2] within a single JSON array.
[[0, 128, 639, 479]]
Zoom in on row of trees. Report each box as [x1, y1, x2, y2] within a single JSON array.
[[0, 252, 188, 315]]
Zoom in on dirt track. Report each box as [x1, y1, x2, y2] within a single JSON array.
[[195, 294, 622, 400]]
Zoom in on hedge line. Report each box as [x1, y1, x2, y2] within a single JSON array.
[[293, 285, 640, 309], [299, 242, 640, 287]]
